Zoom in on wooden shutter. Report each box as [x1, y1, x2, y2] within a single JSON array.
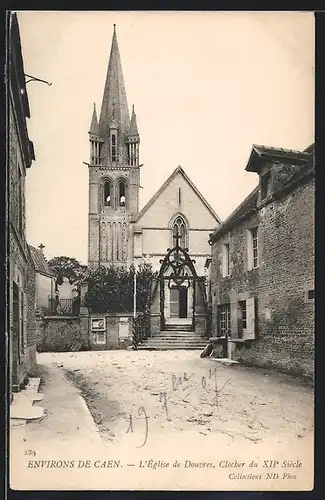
[[244, 297, 255, 340], [246, 230, 252, 271]]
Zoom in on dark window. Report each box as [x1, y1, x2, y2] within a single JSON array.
[[98, 142, 102, 164], [104, 181, 111, 206], [308, 289, 315, 300], [261, 171, 272, 200], [111, 134, 117, 162], [218, 303, 231, 336], [119, 181, 126, 207], [238, 300, 247, 338]]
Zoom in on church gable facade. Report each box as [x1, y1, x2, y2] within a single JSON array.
[[87, 25, 221, 280], [133, 167, 221, 275]]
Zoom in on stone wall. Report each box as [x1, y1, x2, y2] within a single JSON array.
[[210, 212, 259, 339], [9, 99, 37, 391], [239, 176, 315, 379], [36, 312, 134, 352], [210, 172, 314, 380], [36, 317, 86, 352]]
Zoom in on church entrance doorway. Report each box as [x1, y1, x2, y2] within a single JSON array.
[[149, 227, 208, 334], [170, 286, 188, 318], [179, 287, 188, 318]]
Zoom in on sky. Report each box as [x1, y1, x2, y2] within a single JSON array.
[[17, 11, 314, 265]]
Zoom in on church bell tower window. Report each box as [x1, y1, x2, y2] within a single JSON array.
[[104, 181, 111, 206], [119, 181, 126, 207], [111, 133, 117, 162]]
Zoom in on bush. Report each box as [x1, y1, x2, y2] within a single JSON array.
[[84, 263, 156, 314]]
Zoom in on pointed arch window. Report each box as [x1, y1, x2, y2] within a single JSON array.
[[172, 216, 187, 248], [111, 133, 117, 162], [104, 181, 111, 207], [119, 180, 126, 207]]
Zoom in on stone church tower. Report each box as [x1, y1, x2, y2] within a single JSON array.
[[87, 25, 140, 269]]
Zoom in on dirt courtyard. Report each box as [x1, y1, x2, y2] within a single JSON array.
[[37, 350, 314, 451]]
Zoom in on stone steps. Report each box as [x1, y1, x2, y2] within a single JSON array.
[[164, 325, 192, 332], [138, 331, 209, 350]]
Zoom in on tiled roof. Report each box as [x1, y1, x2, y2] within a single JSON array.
[[275, 159, 315, 195], [210, 144, 315, 243], [253, 144, 310, 160], [209, 186, 259, 242], [28, 245, 54, 276], [246, 144, 309, 173]]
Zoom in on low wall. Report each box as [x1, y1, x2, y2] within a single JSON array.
[[36, 316, 87, 352], [36, 312, 134, 352]]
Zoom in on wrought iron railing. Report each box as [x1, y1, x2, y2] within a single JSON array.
[[132, 311, 150, 350], [46, 297, 80, 316]]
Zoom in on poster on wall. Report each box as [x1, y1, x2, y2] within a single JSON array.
[[91, 317, 106, 331]]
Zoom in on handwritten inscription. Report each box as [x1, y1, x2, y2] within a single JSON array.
[[123, 368, 232, 447], [125, 406, 149, 448], [158, 368, 231, 421]]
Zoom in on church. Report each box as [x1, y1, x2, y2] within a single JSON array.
[[87, 25, 221, 328]]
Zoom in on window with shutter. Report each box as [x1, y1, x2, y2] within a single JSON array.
[[243, 296, 256, 340], [247, 228, 259, 270], [238, 300, 247, 339]]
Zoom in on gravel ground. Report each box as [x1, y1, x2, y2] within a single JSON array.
[[38, 350, 314, 450], [14, 351, 313, 490]]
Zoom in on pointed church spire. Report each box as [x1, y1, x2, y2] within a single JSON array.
[[89, 103, 99, 134], [128, 104, 139, 137], [99, 24, 130, 136]]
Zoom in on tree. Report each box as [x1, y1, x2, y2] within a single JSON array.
[[84, 263, 156, 313], [48, 256, 88, 285]]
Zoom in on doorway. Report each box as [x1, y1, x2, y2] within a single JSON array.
[[179, 287, 188, 318], [169, 286, 188, 318]]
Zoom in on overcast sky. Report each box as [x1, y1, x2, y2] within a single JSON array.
[[17, 11, 314, 264]]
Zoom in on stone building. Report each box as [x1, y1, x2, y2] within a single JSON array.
[[86, 25, 221, 333], [7, 12, 37, 397], [209, 144, 315, 379]]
